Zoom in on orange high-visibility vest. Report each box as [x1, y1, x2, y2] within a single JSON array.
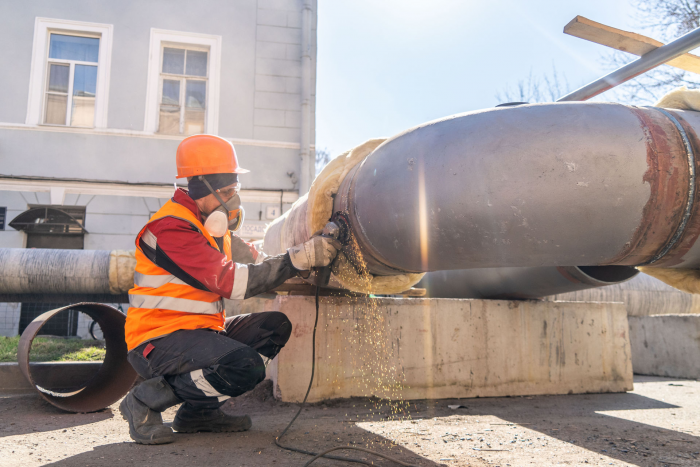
[[124, 200, 233, 351]]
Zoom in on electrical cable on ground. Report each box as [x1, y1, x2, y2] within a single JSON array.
[[274, 286, 417, 467]]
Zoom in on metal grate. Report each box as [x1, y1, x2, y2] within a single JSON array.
[[0, 301, 128, 337], [18, 303, 78, 337]]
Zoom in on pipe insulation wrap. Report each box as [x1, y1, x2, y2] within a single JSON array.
[[263, 138, 426, 294], [0, 248, 135, 294]]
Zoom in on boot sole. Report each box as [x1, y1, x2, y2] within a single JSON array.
[[119, 397, 175, 445]]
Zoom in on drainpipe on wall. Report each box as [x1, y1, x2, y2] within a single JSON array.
[[299, 0, 313, 194]]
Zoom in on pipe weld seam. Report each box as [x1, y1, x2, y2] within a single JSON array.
[[640, 107, 696, 266]]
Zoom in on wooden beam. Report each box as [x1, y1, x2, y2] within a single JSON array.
[[564, 15, 700, 75]]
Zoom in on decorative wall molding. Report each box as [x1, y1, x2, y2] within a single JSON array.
[[0, 176, 299, 204]]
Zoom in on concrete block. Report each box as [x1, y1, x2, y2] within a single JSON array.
[[255, 75, 287, 93], [286, 10, 302, 28], [84, 233, 139, 251], [256, 41, 287, 60], [254, 108, 286, 127], [253, 126, 300, 143], [264, 297, 633, 402], [629, 314, 700, 379], [256, 58, 302, 78], [255, 90, 301, 111], [0, 230, 25, 248], [257, 25, 301, 45], [258, 0, 301, 12], [285, 110, 301, 128], [286, 43, 302, 61], [257, 8, 288, 27], [285, 76, 301, 94]]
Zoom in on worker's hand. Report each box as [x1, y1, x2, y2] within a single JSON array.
[[288, 235, 342, 271]]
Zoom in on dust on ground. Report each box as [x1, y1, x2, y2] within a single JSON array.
[[1, 376, 699, 466]]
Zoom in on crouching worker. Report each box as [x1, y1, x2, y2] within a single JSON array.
[[120, 134, 340, 445]]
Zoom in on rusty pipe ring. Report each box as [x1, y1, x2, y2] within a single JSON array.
[[639, 107, 697, 266], [18, 302, 137, 413]]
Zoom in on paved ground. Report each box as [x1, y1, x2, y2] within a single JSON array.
[[1, 376, 699, 466]]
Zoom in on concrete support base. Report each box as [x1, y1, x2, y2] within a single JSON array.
[[264, 297, 633, 403], [629, 314, 700, 379]]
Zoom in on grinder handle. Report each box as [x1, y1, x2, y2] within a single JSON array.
[[314, 221, 340, 287]]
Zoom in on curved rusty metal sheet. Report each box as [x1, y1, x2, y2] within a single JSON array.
[[18, 302, 137, 413]]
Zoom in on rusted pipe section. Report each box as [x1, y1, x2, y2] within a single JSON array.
[[18, 303, 137, 413], [331, 103, 700, 274], [417, 266, 639, 299]]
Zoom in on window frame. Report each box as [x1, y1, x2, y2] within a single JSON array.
[[157, 43, 210, 135], [144, 29, 222, 135], [44, 31, 101, 127], [26, 18, 113, 129]]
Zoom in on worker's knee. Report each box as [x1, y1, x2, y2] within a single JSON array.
[[264, 311, 292, 346], [213, 346, 266, 396]]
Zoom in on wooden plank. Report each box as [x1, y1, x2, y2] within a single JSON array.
[[564, 15, 700, 74]]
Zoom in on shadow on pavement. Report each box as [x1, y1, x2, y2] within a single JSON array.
[[411, 379, 698, 466], [0, 394, 113, 438]]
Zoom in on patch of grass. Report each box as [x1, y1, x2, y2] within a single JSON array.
[[0, 336, 106, 363]]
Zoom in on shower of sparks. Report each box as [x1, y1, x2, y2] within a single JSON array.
[[325, 232, 414, 452]]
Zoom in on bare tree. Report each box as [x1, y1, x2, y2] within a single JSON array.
[[495, 65, 570, 104], [604, 0, 700, 104], [315, 147, 331, 175]]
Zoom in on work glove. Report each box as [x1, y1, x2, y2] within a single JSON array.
[[287, 233, 342, 271]]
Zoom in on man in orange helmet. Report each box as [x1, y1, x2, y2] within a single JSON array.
[[119, 134, 340, 445]]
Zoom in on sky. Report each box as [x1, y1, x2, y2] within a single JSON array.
[[315, 0, 639, 156]]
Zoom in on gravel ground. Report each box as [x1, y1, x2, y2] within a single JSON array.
[[1, 376, 699, 466]]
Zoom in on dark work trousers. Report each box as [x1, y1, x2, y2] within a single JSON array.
[[127, 312, 292, 410]]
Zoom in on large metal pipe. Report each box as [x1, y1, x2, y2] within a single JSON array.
[[331, 103, 700, 275], [417, 266, 639, 299], [558, 25, 700, 102]]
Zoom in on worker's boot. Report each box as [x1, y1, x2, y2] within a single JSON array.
[[172, 403, 252, 433], [120, 376, 182, 445]]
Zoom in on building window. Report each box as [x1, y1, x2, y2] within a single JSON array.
[[44, 33, 100, 127], [144, 29, 222, 135], [158, 46, 208, 135], [26, 18, 113, 128]]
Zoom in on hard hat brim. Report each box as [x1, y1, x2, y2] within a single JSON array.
[[176, 166, 250, 179]]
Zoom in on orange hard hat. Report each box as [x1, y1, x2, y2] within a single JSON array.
[[175, 134, 249, 178]]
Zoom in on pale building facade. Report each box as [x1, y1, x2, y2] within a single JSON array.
[[0, 0, 317, 251]]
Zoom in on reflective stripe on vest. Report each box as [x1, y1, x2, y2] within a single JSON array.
[[128, 294, 224, 315], [133, 271, 188, 288]]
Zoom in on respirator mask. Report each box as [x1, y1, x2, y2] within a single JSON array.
[[199, 176, 244, 237]]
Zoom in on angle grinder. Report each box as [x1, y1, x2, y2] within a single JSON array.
[[312, 211, 350, 287]]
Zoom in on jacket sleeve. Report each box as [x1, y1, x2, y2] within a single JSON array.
[[144, 217, 238, 297], [144, 217, 296, 299]]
